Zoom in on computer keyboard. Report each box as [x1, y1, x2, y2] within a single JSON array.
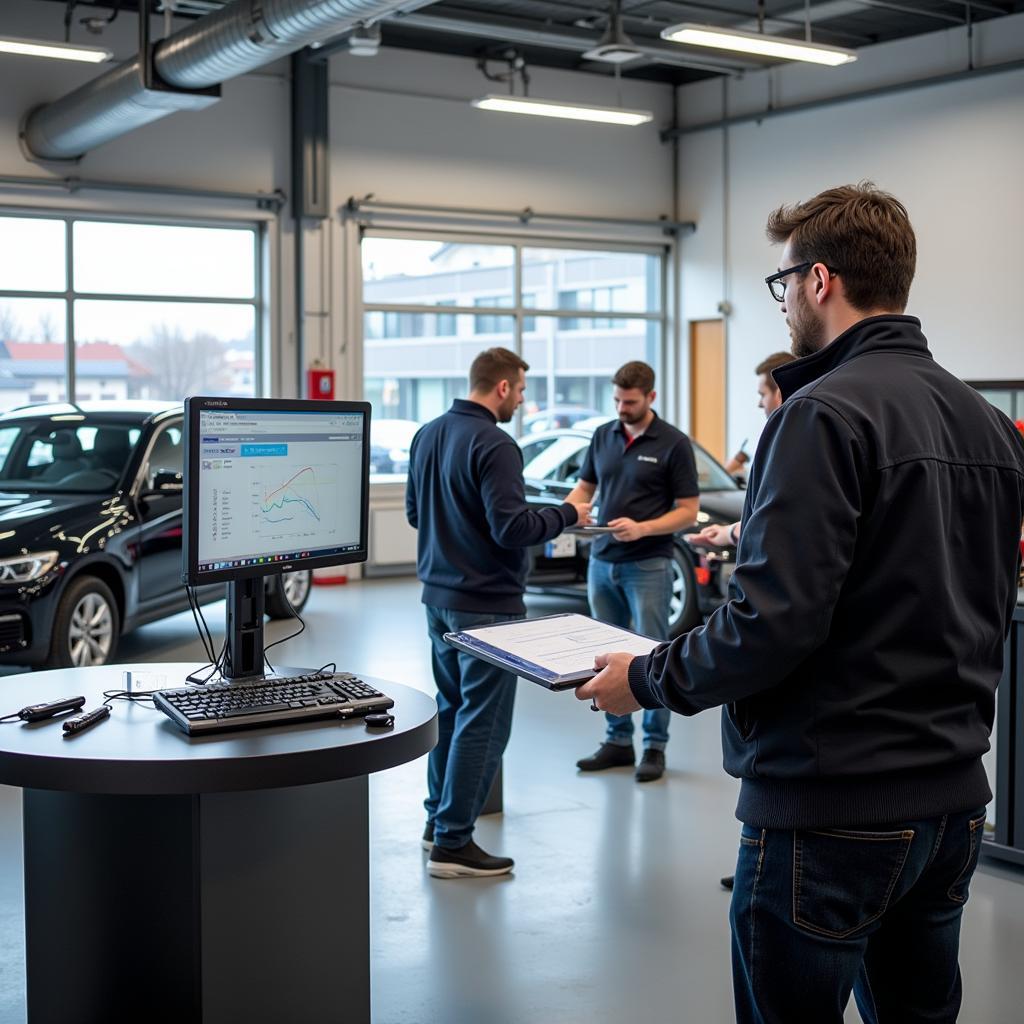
[[154, 671, 394, 735]]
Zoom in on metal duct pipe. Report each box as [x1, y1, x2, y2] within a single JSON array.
[[23, 0, 436, 161]]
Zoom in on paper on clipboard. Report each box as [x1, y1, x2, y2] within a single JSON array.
[[444, 613, 661, 689]]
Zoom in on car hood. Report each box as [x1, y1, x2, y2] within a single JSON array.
[[697, 488, 746, 524], [0, 490, 133, 556]]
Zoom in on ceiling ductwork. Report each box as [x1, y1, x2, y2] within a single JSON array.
[[22, 0, 437, 161]]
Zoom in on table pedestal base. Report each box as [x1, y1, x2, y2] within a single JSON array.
[[24, 777, 369, 1024]]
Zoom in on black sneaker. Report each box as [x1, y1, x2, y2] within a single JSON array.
[[576, 742, 635, 772], [421, 822, 434, 852], [635, 748, 665, 782], [720, 874, 735, 891], [428, 839, 514, 879]]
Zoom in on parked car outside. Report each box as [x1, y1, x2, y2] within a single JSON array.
[[0, 402, 312, 669], [370, 418, 420, 476], [522, 406, 602, 435], [521, 425, 744, 638]]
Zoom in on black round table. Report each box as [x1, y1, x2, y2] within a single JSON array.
[[0, 664, 437, 1024]]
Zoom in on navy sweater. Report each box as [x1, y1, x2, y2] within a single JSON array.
[[405, 399, 577, 614], [628, 316, 1024, 830]]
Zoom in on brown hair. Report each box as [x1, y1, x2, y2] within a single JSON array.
[[765, 182, 916, 312], [612, 361, 655, 393], [469, 347, 528, 393], [755, 351, 795, 387]]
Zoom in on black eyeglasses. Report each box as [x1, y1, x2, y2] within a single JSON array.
[[764, 263, 810, 302], [764, 262, 839, 302]]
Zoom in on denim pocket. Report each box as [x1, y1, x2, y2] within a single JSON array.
[[634, 557, 669, 572], [792, 827, 913, 938], [947, 813, 987, 904]]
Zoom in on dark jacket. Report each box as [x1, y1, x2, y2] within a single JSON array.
[[406, 399, 577, 614], [628, 316, 1024, 829]]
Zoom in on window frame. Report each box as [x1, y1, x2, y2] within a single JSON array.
[[358, 229, 670, 478], [0, 208, 264, 405]]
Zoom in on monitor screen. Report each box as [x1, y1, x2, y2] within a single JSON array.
[[182, 396, 371, 587]]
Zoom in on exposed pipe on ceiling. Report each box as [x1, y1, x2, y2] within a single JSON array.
[[22, 0, 438, 161]]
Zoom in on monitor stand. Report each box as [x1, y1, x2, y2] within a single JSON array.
[[223, 578, 266, 681]]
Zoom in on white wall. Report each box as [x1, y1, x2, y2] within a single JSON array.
[[677, 12, 1024, 461]]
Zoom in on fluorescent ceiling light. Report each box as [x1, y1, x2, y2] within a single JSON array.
[[661, 23, 856, 67], [472, 95, 653, 127], [0, 36, 112, 64]]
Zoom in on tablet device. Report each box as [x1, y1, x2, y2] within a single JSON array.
[[444, 612, 662, 690], [565, 524, 617, 534]]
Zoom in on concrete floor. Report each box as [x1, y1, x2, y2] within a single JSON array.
[[1, 577, 1023, 1023]]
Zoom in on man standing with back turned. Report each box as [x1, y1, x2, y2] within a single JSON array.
[[577, 183, 1024, 1022], [569, 361, 699, 783], [407, 347, 590, 879]]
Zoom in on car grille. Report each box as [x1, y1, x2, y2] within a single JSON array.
[[0, 614, 27, 652]]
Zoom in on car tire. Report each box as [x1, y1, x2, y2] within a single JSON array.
[[264, 570, 313, 619], [668, 546, 701, 639], [48, 575, 120, 668]]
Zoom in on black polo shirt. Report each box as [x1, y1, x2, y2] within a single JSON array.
[[579, 413, 699, 563]]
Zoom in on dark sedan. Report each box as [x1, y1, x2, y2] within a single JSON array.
[[521, 426, 744, 638], [0, 402, 311, 668]]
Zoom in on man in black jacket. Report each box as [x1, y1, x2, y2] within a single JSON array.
[[576, 183, 1024, 1022], [407, 347, 590, 879]]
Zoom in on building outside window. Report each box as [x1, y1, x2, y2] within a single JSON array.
[[0, 213, 261, 412], [361, 236, 665, 480]]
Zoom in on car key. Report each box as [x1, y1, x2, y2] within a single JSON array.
[[18, 696, 86, 722], [62, 705, 111, 736]]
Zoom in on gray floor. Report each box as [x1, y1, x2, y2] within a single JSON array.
[[1, 578, 1023, 1023]]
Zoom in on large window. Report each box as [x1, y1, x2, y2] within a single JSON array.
[[361, 236, 665, 480], [0, 213, 260, 411]]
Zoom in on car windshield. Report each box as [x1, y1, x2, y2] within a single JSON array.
[[693, 443, 740, 491], [0, 419, 140, 493], [522, 432, 740, 493]]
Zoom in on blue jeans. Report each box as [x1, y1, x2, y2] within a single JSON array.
[[424, 606, 521, 850], [587, 555, 672, 750], [730, 807, 988, 1024]]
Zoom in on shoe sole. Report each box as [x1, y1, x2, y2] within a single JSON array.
[[635, 771, 664, 782], [427, 861, 514, 879]]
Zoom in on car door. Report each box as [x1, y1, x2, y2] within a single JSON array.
[[521, 433, 591, 584], [133, 420, 186, 607]]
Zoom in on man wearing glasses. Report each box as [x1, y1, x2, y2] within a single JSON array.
[[577, 183, 1024, 1023]]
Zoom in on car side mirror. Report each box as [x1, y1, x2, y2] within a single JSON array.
[[144, 470, 183, 495]]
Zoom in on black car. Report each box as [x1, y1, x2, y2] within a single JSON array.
[[521, 426, 744, 638], [0, 402, 312, 669]]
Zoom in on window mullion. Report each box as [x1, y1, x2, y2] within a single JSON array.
[[65, 218, 75, 403]]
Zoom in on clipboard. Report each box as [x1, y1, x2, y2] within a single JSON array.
[[443, 612, 661, 690]]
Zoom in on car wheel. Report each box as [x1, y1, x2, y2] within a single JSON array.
[[48, 575, 120, 668], [668, 547, 701, 639], [265, 570, 313, 619]]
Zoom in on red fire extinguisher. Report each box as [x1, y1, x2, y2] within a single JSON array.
[[306, 360, 335, 400]]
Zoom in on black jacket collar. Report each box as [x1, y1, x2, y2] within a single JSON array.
[[773, 315, 930, 402], [451, 398, 497, 424]]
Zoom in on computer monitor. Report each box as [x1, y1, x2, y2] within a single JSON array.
[[182, 396, 371, 680]]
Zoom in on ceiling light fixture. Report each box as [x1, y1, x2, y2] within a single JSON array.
[[660, 23, 856, 67], [583, 0, 645, 65], [472, 95, 652, 127], [0, 35, 112, 64]]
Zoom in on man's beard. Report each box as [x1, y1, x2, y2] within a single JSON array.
[[619, 407, 648, 426], [497, 396, 517, 423], [788, 286, 826, 359]]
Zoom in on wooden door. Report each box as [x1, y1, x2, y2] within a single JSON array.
[[689, 319, 726, 462]]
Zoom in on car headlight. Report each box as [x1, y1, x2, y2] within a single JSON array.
[[0, 551, 60, 584]]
